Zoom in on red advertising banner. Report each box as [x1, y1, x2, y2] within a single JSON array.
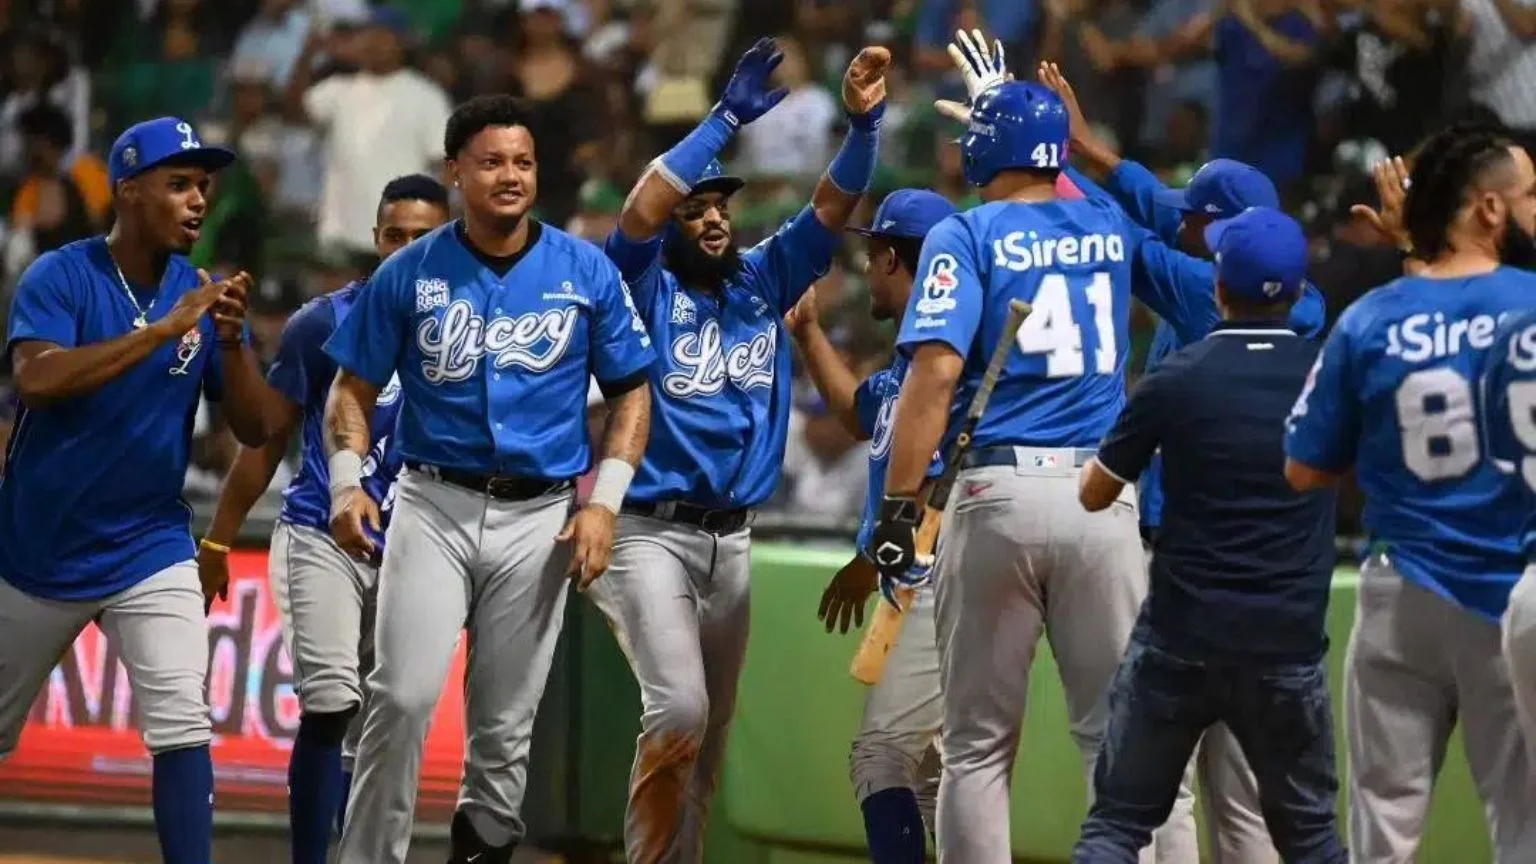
[[0, 549, 467, 818]]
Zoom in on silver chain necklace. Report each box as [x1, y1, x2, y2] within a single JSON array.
[[108, 247, 152, 330]]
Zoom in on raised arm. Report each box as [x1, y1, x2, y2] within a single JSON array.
[[807, 46, 891, 231], [616, 38, 789, 242], [785, 287, 866, 440]]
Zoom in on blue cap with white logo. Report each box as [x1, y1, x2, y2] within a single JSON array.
[[848, 188, 956, 240], [1204, 206, 1309, 304], [689, 159, 746, 199], [108, 117, 237, 187], [1154, 158, 1278, 218]]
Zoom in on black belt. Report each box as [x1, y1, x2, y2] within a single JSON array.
[[961, 445, 1097, 470], [407, 461, 572, 501], [622, 500, 754, 535]]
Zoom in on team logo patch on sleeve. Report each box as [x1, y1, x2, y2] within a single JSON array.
[[917, 254, 960, 316], [415, 278, 449, 313]]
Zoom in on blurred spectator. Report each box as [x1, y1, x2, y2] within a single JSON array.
[[1308, 172, 1402, 330], [0, 27, 90, 182], [783, 392, 870, 524], [8, 102, 98, 260], [642, 0, 738, 147], [1114, 0, 1324, 194], [564, 176, 623, 243], [228, 0, 310, 90], [736, 35, 839, 182], [914, 0, 1039, 72], [1464, 0, 1536, 145], [287, 6, 450, 263], [1324, 0, 1471, 155], [501, 0, 607, 227], [111, 0, 232, 123]]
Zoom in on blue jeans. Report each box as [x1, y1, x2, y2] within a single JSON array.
[[1073, 634, 1347, 864]]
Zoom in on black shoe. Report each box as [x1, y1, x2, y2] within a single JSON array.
[[446, 809, 517, 864]]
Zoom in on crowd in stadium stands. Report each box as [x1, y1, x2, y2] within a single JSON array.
[[0, 0, 1529, 535]]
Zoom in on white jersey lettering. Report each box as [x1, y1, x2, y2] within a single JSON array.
[[663, 318, 777, 398], [416, 299, 578, 383]]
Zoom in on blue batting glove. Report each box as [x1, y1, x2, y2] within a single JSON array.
[[718, 38, 790, 125]]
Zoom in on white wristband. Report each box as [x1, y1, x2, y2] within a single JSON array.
[[328, 450, 364, 499], [588, 458, 635, 515]]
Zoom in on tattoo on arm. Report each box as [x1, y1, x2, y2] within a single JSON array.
[[324, 371, 378, 457], [601, 384, 651, 466]]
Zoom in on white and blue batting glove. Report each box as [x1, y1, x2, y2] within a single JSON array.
[[879, 554, 934, 610], [949, 29, 1008, 102]]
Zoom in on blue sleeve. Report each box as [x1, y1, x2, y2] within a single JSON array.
[[1289, 283, 1327, 340], [1096, 363, 1170, 482], [853, 375, 881, 439], [603, 228, 666, 308], [739, 207, 839, 315], [589, 258, 657, 384], [323, 256, 412, 388], [1128, 222, 1220, 344], [1104, 160, 1185, 244], [265, 303, 335, 408], [1285, 319, 1360, 473], [6, 252, 79, 352], [895, 217, 983, 359]]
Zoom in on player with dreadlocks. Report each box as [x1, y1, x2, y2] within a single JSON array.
[[1285, 123, 1536, 862]]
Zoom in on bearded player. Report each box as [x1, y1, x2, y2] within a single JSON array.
[[786, 188, 954, 863], [595, 38, 886, 862], [199, 174, 450, 863], [0, 116, 268, 863], [1286, 124, 1536, 862]]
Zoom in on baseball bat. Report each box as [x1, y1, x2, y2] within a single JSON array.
[[849, 298, 1034, 685]]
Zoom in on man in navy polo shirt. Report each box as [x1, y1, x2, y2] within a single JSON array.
[[0, 116, 271, 864], [1071, 207, 1346, 864]]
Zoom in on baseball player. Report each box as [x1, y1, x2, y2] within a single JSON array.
[[0, 116, 269, 864], [1285, 124, 1536, 862], [322, 94, 656, 864], [199, 174, 450, 863], [1029, 59, 1329, 864], [596, 37, 887, 863], [785, 188, 956, 864], [870, 79, 1152, 864], [1479, 308, 1536, 761]]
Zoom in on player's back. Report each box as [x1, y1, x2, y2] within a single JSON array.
[[914, 197, 1134, 449], [1480, 307, 1536, 566], [1331, 269, 1531, 611]]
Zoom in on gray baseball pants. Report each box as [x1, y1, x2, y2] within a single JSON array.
[[585, 512, 752, 864], [0, 561, 211, 759], [337, 470, 575, 864], [850, 584, 943, 829], [1346, 554, 1536, 863], [1505, 563, 1536, 767], [930, 450, 1195, 864], [268, 521, 377, 769]]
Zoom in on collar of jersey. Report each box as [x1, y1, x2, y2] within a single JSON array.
[[1209, 322, 1298, 337]]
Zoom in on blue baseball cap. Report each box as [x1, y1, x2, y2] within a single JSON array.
[[848, 189, 956, 240], [1153, 158, 1278, 218], [1204, 207, 1309, 303], [108, 117, 236, 187], [689, 159, 745, 199], [365, 4, 414, 37]]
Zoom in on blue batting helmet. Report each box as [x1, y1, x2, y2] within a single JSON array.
[[960, 82, 1071, 188]]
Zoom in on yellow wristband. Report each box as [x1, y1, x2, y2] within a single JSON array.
[[199, 538, 231, 554]]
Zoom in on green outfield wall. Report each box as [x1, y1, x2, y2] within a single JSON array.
[[521, 542, 1493, 863]]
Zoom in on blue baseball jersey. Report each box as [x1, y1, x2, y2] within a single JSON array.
[[324, 221, 655, 480], [604, 207, 838, 508], [266, 282, 404, 549], [897, 199, 1139, 448], [1286, 269, 1533, 619], [1479, 308, 1536, 563], [1067, 162, 1329, 528], [0, 237, 229, 601]]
